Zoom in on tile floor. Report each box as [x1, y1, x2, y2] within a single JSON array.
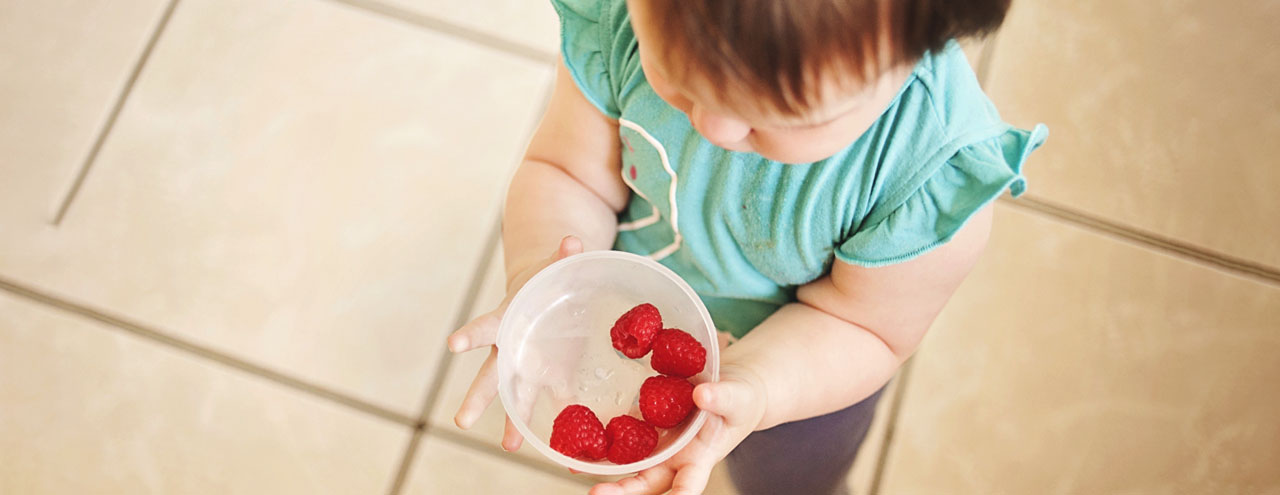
[[2, 0, 1277, 494]]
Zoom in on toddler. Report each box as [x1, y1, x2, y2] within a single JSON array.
[[449, 0, 1047, 494]]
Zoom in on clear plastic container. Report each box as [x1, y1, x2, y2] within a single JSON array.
[[496, 250, 720, 475]]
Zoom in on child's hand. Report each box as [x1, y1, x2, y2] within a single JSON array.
[[446, 236, 584, 452], [589, 365, 768, 495]]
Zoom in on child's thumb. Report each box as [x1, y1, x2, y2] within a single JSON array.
[[693, 380, 757, 418], [554, 235, 584, 260]]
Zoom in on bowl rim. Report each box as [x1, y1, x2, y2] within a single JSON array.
[[495, 250, 720, 475]]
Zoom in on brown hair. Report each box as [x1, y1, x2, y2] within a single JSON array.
[[644, 0, 1011, 115]]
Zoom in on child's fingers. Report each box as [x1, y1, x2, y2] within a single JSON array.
[[587, 482, 622, 495], [449, 236, 580, 354], [501, 415, 525, 452], [588, 477, 647, 495], [692, 381, 751, 418], [615, 467, 674, 495], [667, 463, 713, 495], [501, 376, 539, 451], [694, 377, 766, 431], [447, 307, 504, 353], [451, 238, 585, 438], [453, 347, 500, 429]]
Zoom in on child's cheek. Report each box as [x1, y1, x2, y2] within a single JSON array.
[[658, 89, 692, 114], [645, 72, 692, 114], [754, 129, 847, 164]]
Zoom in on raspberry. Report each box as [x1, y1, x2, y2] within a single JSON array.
[[639, 375, 696, 428], [605, 415, 659, 464], [650, 328, 706, 378], [550, 404, 609, 461], [610, 303, 662, 359]]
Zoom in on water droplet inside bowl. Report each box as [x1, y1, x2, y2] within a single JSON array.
[[594, 367, 614, 380]]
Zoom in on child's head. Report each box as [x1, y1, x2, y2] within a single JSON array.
[[627, 0, 1011, 163]]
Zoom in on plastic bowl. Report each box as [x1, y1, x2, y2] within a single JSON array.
[[496, 250, 719, 475]]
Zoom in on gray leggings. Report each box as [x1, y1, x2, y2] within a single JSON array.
[[725, 385, 887, 495]]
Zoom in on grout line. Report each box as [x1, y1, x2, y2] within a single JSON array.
[[409, 77, 554, 429], [868, 358, 915, 495], [386, 83, 563, 493], [412, 79, 554, 430], [1001, 196, 1280, 286], [431, 428, 596, 488], [417, 217, 503, 424], [384, 428, 426, 495], [321, 0, 556, 66], [390, 218, 602, 492], [384, 217, 503, 495], [389, 83, 555, 493], [51, 0, 182, 226], [0, 275, 418, 427]]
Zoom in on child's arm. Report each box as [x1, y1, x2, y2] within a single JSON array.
[[590, 205, 993, 495], [449, 61, 627, 449], [503, 61, 628, 275], [731, 204, 993, 429]]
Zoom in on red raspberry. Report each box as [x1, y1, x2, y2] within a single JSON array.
[[650, 328, 706, 378], [639, 375, 696, 428], [610, 303, 662, 359], [605, 415, 659, 464], [550, 404, 609, 461]]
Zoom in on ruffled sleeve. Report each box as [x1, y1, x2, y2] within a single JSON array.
[[550, 0, 626, 118], [836, 124, 1049, 267]]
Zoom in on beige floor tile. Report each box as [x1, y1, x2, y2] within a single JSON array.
[[878, 205, 1280, 494], [377, 0, 560, 56], [985, 0, 1280, 268], [0, 0, 168, 224], [0, 0, 553, 416], [0, 290, 408, 494], [403, 435, 587, 495]]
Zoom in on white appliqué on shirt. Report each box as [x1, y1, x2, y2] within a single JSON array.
[[617, 118, 682, 261]]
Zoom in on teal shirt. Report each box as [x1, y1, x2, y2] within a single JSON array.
[[553, 0, 1048, 338]]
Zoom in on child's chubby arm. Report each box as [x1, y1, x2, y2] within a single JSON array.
[[503, 61, 629, 274], [589, 205, 993, 495], [447, 60, 628, 450], [734, 203, 994, 430]]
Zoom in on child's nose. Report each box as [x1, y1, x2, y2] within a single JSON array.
[[690, 105, 751, 149]]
